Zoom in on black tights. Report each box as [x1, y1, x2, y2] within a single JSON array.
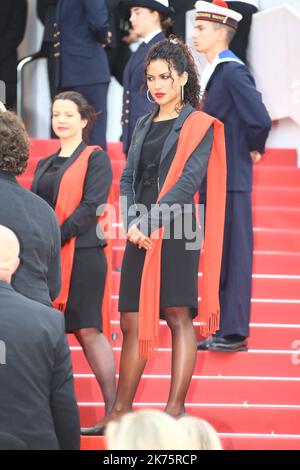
[[75, 328, 116, 414], [99, 307, 197, 424]]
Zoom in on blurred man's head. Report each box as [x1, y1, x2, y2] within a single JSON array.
[[0, 226, 20, 283], [0, 111, 29, 176]]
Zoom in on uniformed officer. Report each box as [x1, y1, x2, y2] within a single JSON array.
[[193, 0, 272, 352], [54, 0, 111, 149], [121, 0, 173, 155]]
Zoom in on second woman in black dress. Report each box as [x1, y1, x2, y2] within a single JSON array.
[[31, 92, 116, 419]]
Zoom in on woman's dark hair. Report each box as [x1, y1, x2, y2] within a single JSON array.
[[53, 91, 97, 141], [0, 111, 29, 176], [146, 36, 202, 111]]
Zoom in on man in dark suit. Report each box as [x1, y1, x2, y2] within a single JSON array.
[[55, 0, 111, 149], [0, 225, 80, 450], [37, 0, 59, 100], [0, 110, 61, 306], [0, 0, 28, 109], [193, 1, 271, 351]]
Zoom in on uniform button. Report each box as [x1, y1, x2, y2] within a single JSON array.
[[57, 31, 61, 36], [54, 52, 60, 58], [54, 42, 60, 48], [126, 100, 130, 104], [126, 91, 130, 95], [53, 22, 57, 27], [125, 119, 129, 124], [125, 110, 129, 114]]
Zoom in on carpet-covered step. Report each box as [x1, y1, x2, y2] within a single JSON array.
[[260, 149, 297, 167], [220, 435, 300, 451], [252, 187, 300, 208], [69, 320, 300, 351], [109, 270, 300, 299], [70, 349, 300, 378], [74, 375, 300, 405], [253, 207, 300, 230], [80, 434, 300, 451], [253, 228, 300, 252], [80, 436, 106, 451], [77, 404, 300, 435], [107, 295, 300, 324], [253, 167, 300, 187], [252, 251, 300, 275]]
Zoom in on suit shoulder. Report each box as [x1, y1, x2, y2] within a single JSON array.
[[12, 289, 64, 329], [22, 186, 57, 216]]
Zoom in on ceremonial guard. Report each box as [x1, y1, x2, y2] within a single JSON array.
[[193, 0, 272, 352]]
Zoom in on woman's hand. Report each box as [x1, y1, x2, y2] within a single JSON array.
[[127, 224, 153, 250], [0, 102, 6, 112]]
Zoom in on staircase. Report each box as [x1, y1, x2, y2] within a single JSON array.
[[21, 141, 300, 450]]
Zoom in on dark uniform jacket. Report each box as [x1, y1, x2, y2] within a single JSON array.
[[122, 31, 165, 153], [203, 60, 272, 192], [54, 0, 110, 88]]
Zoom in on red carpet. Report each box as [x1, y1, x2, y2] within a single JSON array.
[[20, 141, 300, 450]]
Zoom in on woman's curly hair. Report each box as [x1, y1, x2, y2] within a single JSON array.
[[0, 111, 29, 176], [145, 36, 202, 111]]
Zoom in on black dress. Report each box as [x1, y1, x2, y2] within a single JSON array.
[[35, 155, 106, 333], [118, 119, 201, 318]]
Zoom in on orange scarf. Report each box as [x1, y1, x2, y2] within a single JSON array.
[[138, 112, 227, 358], [53, 146, 112, 340]]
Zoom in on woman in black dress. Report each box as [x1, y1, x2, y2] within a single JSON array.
[[83, 37, 226, 435], [31, 91, 116, 416]]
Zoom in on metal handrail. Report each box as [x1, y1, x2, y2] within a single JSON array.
[[17, 50, 46, 118]]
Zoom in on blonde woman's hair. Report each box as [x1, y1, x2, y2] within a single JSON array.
[[179, 417, 223, 450], [106, 410, 192, 450]]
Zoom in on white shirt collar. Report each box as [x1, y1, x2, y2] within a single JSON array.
[[143, 29, 162, 44]]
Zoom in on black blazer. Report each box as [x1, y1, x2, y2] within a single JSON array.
[[120, 104, 213, 235], [0, 171, 61, 306], [0, 0, 27, 84], [0, 281, 80, 450], [31, 143, 113, 248]]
